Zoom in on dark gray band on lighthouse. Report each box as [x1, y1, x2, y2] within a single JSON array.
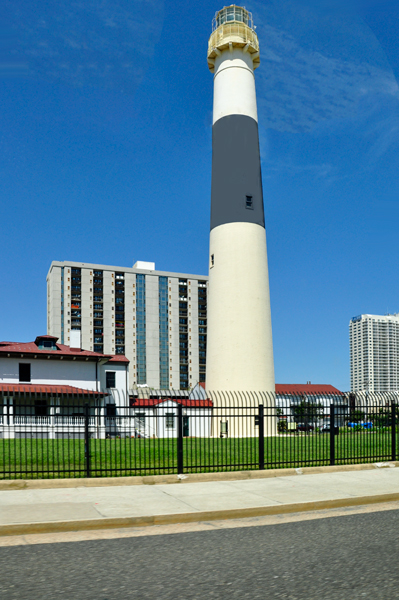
[[211, 114, 265, 231]]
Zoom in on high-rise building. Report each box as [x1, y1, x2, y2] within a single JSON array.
[[350, 313, 399, 392], [47, 261, 208, 390], [206, 6, 275, 392]]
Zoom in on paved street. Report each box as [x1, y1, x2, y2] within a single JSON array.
[[1, 507, 399, 599]]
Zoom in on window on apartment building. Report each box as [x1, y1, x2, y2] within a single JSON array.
[[165, 413, 175, 429], [106, 371, 116, 389], [19, 363, 31, 383]]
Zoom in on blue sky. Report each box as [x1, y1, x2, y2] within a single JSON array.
[[1, 0, 399, 390]]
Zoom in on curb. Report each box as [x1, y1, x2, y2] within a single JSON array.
[[1, 492, 399, 537], [0, 461, 397, 490]]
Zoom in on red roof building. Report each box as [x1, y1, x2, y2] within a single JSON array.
[[0, 335, 130, 403], [276, 384, 344, 396], [130, 397, 213, 408], [0, 335, 128, 363], [0, 384, 106, 396]]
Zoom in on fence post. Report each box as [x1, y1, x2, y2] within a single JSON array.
[[84, 403, 91, 478], [258, 404, 265, 470], [392, 402, 396, 463], [329, 403, 335, 466], [177, 403, 184, 475]]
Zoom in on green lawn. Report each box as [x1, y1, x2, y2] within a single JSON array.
[[0, 431, 396, 479]]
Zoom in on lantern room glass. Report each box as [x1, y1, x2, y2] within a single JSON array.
[[214, 6, 253, 30]]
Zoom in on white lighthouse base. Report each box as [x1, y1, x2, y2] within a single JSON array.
[[206, 221, 275, 393]]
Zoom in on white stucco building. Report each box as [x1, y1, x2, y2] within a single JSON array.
[[0, 334, 129, 439], [130, 397, 213, 439]]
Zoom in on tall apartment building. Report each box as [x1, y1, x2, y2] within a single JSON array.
[[350, 313, 399, 392], [47, 261, 208, 390]]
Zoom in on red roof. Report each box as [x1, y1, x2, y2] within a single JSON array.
[[190, 382, 342, 397], [130, 398, 213, 408], [0, 384, 106, 396], [108, 355, 129, 364], [276, 384, 344, 396], [35, 335, 58, 343], [0, 336, 129, 364]]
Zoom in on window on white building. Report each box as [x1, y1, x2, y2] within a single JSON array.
[[106, 372, 116, 388], [165, 413, 175, 428], [19, 363, 31, 383]]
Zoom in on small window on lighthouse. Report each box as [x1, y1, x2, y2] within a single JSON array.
[[246, 196, 253, 209], [211, 254, 215, 267]]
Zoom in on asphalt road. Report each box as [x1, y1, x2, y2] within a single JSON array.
[[1, 509, 399, 599]]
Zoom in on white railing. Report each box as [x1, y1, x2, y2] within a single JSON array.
[[208, 22, 259, 56], [106, 416, 127, 425], [14, 416, 51, 425], [5, 415, 156, 437], [55, 416, 95, 426], [11, 416, 97, 426]]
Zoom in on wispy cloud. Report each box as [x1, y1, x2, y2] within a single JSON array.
[[1, 0, 165, 92], [252, 0, 399, 133], [363, 104, 399, 164], [263, 159, 334, 180]]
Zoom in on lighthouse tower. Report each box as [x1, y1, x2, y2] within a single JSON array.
[[206, 5, 275, 393]]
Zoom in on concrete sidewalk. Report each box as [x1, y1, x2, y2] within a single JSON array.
[[1, 465, 399, 536]]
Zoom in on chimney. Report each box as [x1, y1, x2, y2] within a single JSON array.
[[69, 330, 81, 349]]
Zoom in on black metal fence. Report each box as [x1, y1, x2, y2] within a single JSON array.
[[1, 391, 398, 479]]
